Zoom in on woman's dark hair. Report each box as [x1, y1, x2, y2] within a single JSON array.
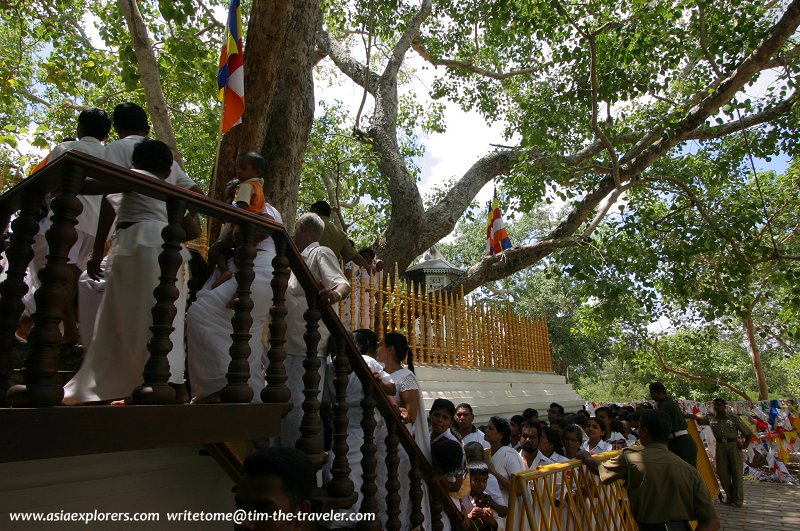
[[587, 417, 607, 438], [562, 425, 583, 445], [540, 425, 564, 456], [489, 416, 512, 446], [510, 414, 526, 429], [382, 331, 414, 372], [353, 328, 377, 356], [550, 417, 569, 430]]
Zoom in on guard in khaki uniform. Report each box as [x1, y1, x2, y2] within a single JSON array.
[[688, 398, 753, 507], [580, 410, 720, 531]]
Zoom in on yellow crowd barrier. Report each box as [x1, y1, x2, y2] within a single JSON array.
[[507, 451, 637, 531], [338, 264, 553, 372]]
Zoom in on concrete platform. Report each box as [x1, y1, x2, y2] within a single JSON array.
[[717, 481, 800, 530]]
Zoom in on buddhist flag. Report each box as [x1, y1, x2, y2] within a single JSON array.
[[486, 192, 512, 256], [217, 0, 244, 133]]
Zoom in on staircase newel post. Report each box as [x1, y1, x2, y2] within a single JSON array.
[[385, 421, 401, 531], [132, 198, 187, 404], [262, 235, 291, 405], [0, 196, 43, 406], [8, 163, 84, 407], [295, 284, 324, 467], [327, 336, 354, 497], [220, 221, 256, 403]]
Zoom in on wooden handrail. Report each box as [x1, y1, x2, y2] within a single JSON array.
[[0, 150, 461, 527]]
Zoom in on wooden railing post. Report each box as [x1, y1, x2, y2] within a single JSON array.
[[8, 163, 84, 407], [409, 451, 425, 530], [295, 286, 323, 465], [221, 222, 257, 403], [357, 383, 380, 530], [262, 236, 291, 404], [327, 336, 353, 498], [0, 194, 43, 406], [384, 421, 401, 531], [132, 198, 187, 404]]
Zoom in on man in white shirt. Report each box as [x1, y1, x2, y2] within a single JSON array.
[[21, 108, 112, 346], [519, 421, 546, 469], [276, 212, 350, 447], [456, 402, 490, 449]]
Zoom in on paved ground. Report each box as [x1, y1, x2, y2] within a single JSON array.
[[717, 481, 800, 530]]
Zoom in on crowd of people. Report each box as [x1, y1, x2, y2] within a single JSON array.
[[4, 106, 751, 531]]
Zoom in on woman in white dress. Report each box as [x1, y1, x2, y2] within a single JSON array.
[[375, 331, 432, 531]]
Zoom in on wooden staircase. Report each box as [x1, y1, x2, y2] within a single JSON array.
[[0, 152, 458, 530]]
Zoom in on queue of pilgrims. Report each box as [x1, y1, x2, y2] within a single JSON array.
[[4, 104, 649, 530]]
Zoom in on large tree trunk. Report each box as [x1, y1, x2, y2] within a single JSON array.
[[743, 316, 770, 400], [117, 0, 184, 166], [259, 0, 319, 222], [210, 0, 316, 239]]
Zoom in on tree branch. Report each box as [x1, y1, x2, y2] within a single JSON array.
[[384, 0, 432, 79], [411, 37, 543, 80], [644, 336, 753, 402], [316, 28, 380, 96]]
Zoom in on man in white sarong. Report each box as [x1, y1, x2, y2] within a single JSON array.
[[63, 139, 201, 404], [275, 212, 350, 448], [20, 108, 112, 345]]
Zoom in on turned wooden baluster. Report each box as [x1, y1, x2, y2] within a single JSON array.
[[384, 421, 402, 531], [0, 196, 43, 406], [8, 164, 84, 407], [358, 381, 381, 530], [327, 336, 354, 497], [220, 222, 256, 403], [262, 236, 290, 405], [131, 198, 187, 404], [295, 286, 323, 465], [409, 451, 425, 530], [429, 486, 444, 531]]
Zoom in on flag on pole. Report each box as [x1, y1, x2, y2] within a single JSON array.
[[486, 191, 512, 256], [217, 0, 244, 133]]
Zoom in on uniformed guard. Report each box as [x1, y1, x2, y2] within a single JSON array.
[[649, 382, 698, 467], [579, 410, 720, 531], [686, 397, 753, 507]]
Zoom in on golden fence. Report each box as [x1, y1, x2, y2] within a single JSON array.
[[506, 450, 637, 531], [338, 263, 553, 373]]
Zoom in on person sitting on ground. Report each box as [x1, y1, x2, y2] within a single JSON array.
[[582, 417, 613, 454], [579, 410, 720, 531], [467, 461, 501, 531], [234, 447, 315, 531], [463, 441, 507, 518], [63, 139, 201, 405]]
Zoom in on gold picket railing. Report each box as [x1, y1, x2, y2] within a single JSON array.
[[507, 451, 638, 531], [338, 263, 553, 373]]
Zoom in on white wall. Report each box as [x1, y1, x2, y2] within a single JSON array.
[[0, 446, 235, 530], [416, 365, 584, 424]]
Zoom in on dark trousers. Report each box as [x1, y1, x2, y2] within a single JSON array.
[[668, 434, 697, 467]]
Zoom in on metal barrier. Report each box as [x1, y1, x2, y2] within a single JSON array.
[[507, 451, 638, 531]]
